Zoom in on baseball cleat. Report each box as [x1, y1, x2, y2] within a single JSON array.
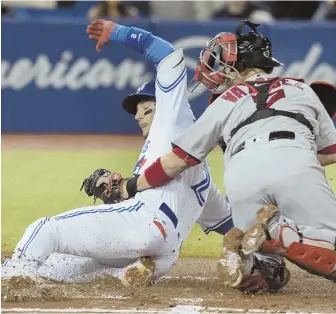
[[217, 228, 245, 288], [120, 257, 155, 289], [241, 205, 279, 255], [218, 227, 291, 293], [239, 256, 291, 294]]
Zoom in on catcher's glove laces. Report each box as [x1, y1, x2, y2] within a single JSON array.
[[80, 179, 99, 204], [80, 168, 123, 204]]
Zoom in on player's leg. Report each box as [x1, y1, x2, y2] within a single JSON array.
[[228, 141, 336, 229], [118, 212, 182, 288], [39, 248, 180, 288], [44, 220, 181, 287], [241, 206, 336, 281], [37, 253, 137, 283], [221, 149, 291, 290], [91, 207, 182, 289], [2, 199, 167, 280], [240, 147, 336, 280], [118, 242, 180, 289], [222, 143, 336, 286], [228, 145, 336, 281], [43, 250, 180, 288]]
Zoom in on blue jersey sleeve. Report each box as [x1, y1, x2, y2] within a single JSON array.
[[109, 24, 174, 68]]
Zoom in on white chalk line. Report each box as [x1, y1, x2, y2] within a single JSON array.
[[1, 306, 275, 313], [161, 275, 216, 281], [1, 309, 158, 313]]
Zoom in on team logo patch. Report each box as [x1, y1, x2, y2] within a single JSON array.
[[133, 155, 147, 175]]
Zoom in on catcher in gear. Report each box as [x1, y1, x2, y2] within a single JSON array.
[[114, 20, 336, 288]]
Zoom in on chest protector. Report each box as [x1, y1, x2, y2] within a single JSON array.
[[229, 77, 314, 138]]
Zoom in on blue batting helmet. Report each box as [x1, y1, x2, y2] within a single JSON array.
[[122, 81, 156, 115]]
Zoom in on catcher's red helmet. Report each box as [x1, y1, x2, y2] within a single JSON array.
[[191, 20, 282, 92]]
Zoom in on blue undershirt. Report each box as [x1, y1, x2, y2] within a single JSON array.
[[109, 24, 174, 68]]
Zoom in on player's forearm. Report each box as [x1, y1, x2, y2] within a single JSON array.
[[317, 153, 336, 166], [123, 152, 190, 198], [139, 152, 189, 189], [109, 24, 174, 67]]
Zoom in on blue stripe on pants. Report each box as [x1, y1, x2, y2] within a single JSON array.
[[204, 215, 233, 235], [54, 201, 144, 220], [18, 217, 50, 258], [17, 202, 145, 258]]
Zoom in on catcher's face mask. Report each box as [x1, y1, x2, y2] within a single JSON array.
[[190, 20, 282, 93], [190, 32, 238, 93]]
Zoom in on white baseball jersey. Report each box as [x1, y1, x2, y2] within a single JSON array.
[[172, 73, 336, 167], [133, 49, 232, 240]]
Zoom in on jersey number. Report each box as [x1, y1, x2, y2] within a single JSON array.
[[191, 165, 210, 206]]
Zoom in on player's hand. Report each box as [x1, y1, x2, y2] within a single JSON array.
[[96, 172, 129, 201], [81, 169, 124, 204], [86, 19, 117, 52], [120, 179, 130, 200]]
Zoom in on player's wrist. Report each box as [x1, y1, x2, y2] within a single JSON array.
[[125, 175, 140, 198], [108, 23, 125, 42]]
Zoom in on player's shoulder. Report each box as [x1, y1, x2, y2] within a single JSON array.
[[156, 49, 186, 89], [266, 76, 314, 93], [242, 76, 312, 97], [272, 77, 319, 101], [157, 48, 184, 70], [209, 84, 251, 108], [242, 75, 307, 89]]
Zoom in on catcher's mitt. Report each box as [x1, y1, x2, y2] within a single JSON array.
[[80, 168, 123, 204]]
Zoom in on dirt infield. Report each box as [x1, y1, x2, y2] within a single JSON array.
[[2, 258, 336, 313], [2, 134, 336, 313]]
